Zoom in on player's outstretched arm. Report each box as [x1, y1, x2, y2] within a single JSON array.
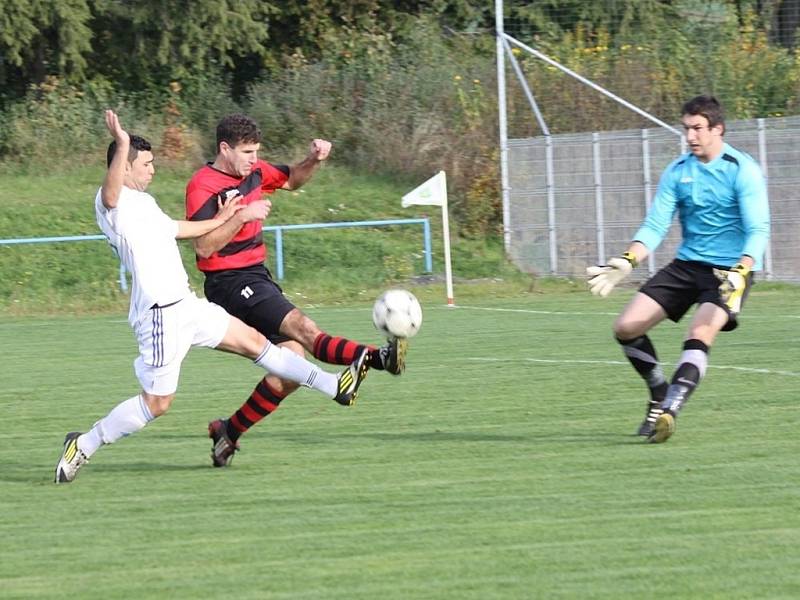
[[176, 195, 244, 240], [190, 199, 271, 255], [100, 110, 130, 210], [586, 243, 647, 297], [282, 138, 331, 190]]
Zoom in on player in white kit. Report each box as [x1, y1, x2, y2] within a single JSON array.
[[54, 110, 369, 483]]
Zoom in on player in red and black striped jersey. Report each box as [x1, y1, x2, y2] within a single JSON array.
[[186, 114, 407, 466]]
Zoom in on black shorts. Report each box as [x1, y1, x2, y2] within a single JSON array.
[[203, 264, 296, 344], [639, 259, 754, 332]]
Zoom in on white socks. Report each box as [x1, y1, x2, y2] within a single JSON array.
[[254, 343, 337, 398], [77, 394, 154, 458], [73, 345, 338, 461]]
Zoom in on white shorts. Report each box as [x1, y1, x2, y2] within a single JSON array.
[[133, 293, 230, 395]]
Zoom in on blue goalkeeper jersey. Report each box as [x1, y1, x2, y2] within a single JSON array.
[[633, 142, 770, 270]]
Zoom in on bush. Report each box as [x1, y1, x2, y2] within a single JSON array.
[[245, 18, 499, 236], [3, 6, 800, 238], [0, 77, 160, 170]]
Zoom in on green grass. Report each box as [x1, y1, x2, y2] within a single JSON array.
[[2, 289, 799, 599], [0, 165, 525, 314]]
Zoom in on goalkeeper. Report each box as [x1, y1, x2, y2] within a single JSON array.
[[586, 95, 770, 443]]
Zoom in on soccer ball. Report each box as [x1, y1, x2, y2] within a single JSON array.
[[372, 289, 423, 339]]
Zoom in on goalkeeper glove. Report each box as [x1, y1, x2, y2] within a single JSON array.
[[586, 252, 637, 297], [714, 263, 750, 314]]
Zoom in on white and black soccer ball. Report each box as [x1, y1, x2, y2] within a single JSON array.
[[372, 289, 423, 339]]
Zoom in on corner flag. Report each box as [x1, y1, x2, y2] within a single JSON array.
[[402, 171, 446, 208], [402, 171, 455, 307]]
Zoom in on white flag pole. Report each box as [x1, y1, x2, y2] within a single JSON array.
[[401, 171, 455, 306], [439, 172, 455, 306]]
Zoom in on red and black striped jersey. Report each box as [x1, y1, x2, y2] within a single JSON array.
[[185, 160, 289, 272]]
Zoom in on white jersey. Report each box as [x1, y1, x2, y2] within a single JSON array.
[[95, 186, 191, 325]]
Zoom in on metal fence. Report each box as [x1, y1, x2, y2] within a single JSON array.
[[506, 115, 800, 282]]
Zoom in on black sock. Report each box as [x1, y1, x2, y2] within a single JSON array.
[[617, 335, 668, 400]]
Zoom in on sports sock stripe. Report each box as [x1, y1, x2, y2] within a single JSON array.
[[250, 389, 279, 414], [306, 370, 317, 387], [313, 333, 369, 365], [138, 395, 155, 422], [230, 414, 248, 432], [333, 338, 348, 363], [229, 378, 288, 438], [241, 403, 262, 424], [314, 334, 330, 361]]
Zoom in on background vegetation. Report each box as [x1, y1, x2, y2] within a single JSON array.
[[2, 1, 800, 314], [0, 166, 539, 315], [4, 1, 800, 234]]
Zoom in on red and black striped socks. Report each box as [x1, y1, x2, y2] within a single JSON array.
[[313, 333, 381, 369], [227, 378, 288, 441]]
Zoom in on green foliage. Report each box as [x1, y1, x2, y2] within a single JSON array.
[[3, 1, 800, 239], [0, 77, 162, 168], [0, 0, 92, 98], [244, 16, 499, 236], [0, 1, 492, 104], [88, 0, 275, 94], [506, 2, 800, 134]]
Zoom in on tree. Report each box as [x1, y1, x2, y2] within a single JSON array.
[[89, 0, 276, 93], [0, 0, 92, 100]]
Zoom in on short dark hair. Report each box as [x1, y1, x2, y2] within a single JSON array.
[[106, 135, 152, 167], [216, 114, 261, 151], [681, 95, 725, 131]]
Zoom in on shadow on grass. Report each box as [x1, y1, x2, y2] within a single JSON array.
[[2, 462, 208, 484], [268, 430, 637, 445]]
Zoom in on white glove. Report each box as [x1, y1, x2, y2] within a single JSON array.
[[586, 254, 636, 297]]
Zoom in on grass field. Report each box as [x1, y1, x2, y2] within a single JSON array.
[[2, 289, 799, 599]]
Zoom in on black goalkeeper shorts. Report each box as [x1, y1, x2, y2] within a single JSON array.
[[203, 264, 296, 344], [639, 259, 754, 332]]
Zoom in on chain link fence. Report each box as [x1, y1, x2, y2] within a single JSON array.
[[507, 115, 800, 282]]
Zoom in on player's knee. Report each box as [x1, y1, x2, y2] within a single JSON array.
[[280, 310, 320, 348], [142, 393, 174, 417], [233, 323, 267, 358], [613, 317, 641, 341], [612, 317, 631, 339]]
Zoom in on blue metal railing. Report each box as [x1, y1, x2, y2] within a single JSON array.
[[263, 218, 432, 279], [0, 217, 432, 292]]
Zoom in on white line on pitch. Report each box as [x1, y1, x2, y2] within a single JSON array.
[[467, 357, 800, 378], [452, 305, 617, 316], [451, 305, 800, 320]]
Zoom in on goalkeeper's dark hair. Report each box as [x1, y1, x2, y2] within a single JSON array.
[[681, 95, 725, 133], [106, 135, 152, 167], [216, 114, 262, 151]]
